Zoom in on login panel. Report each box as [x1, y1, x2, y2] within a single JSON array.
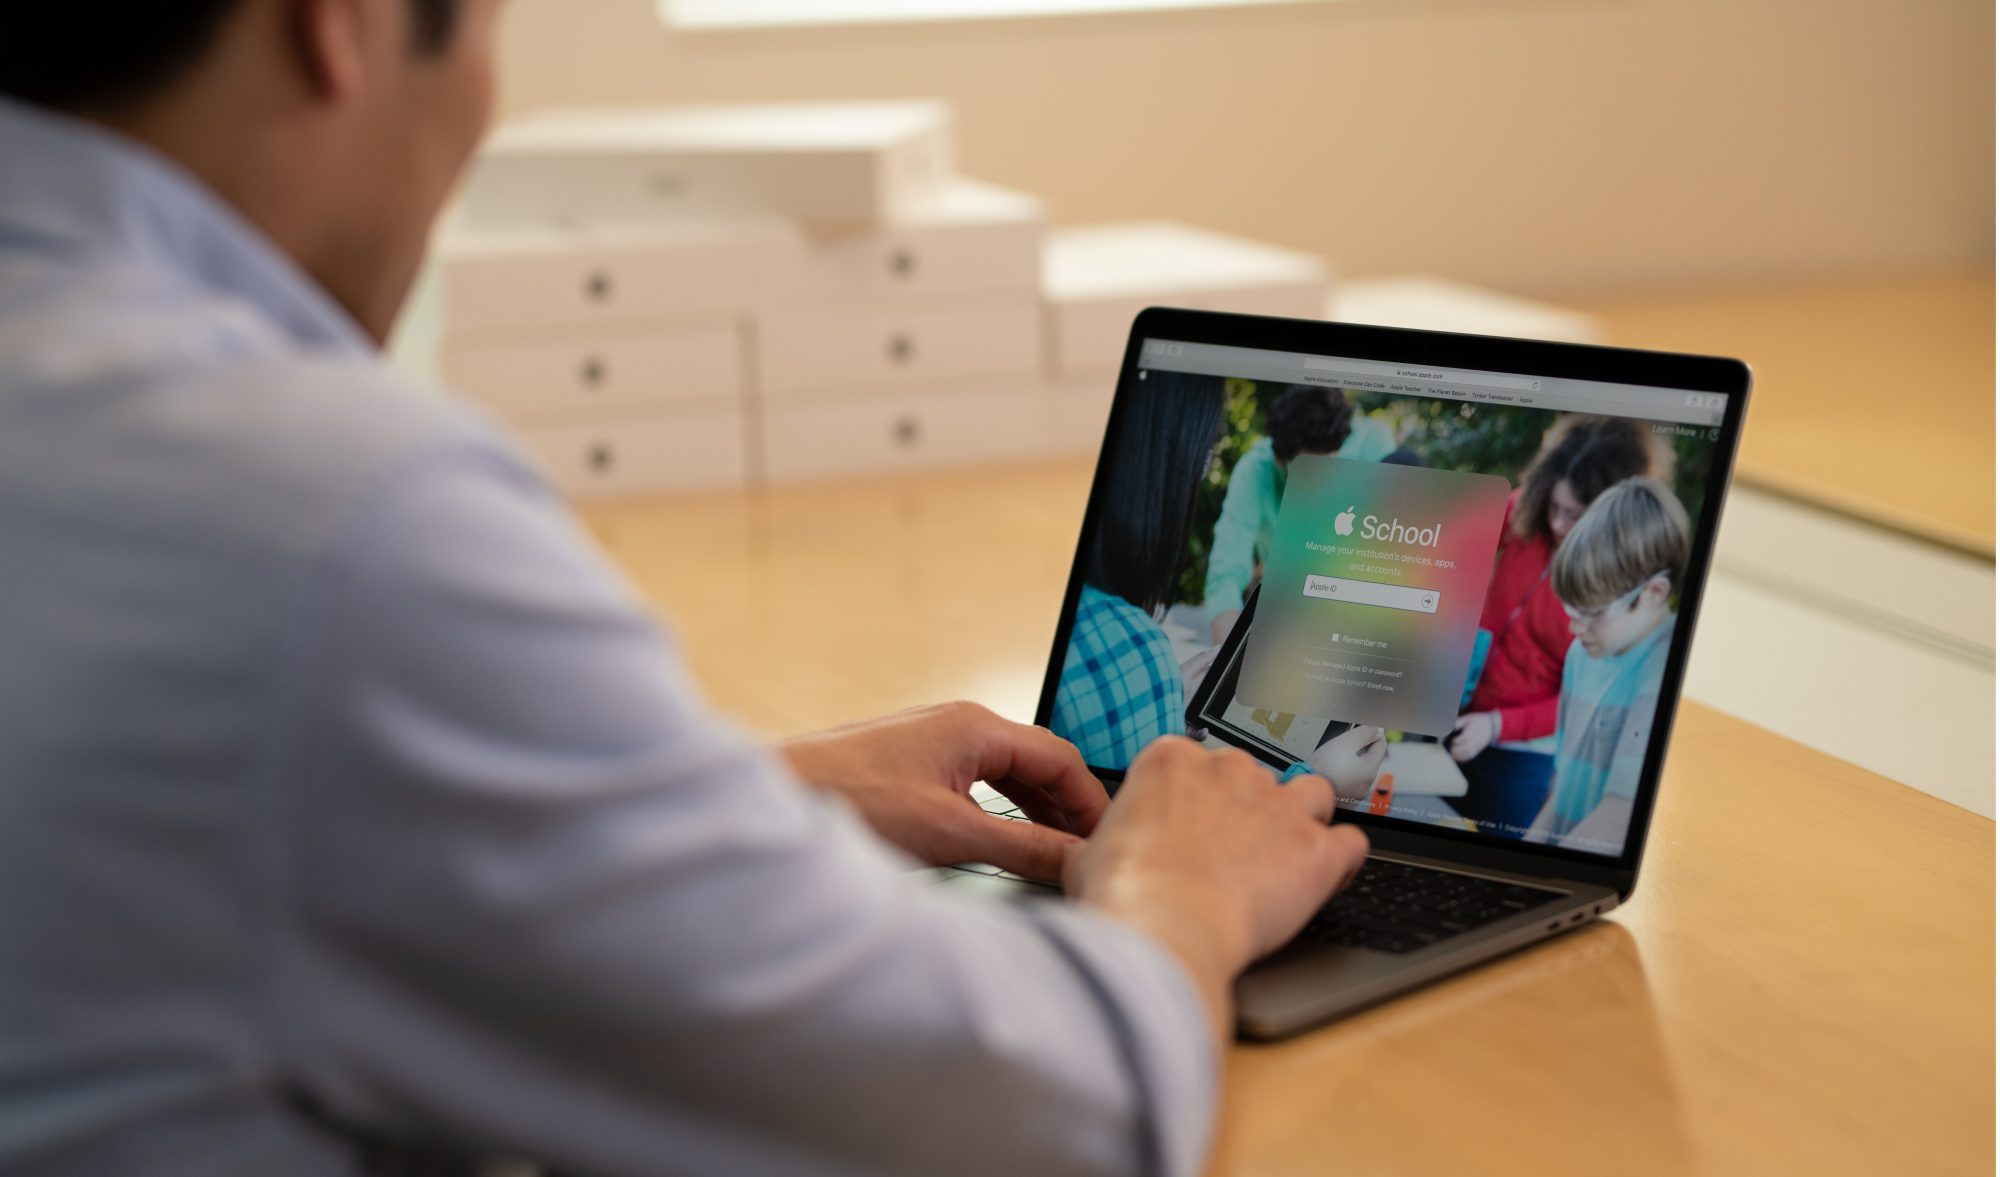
[[1237, 455, 1512, 736]]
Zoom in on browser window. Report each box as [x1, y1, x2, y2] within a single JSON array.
[[1048, 338, 1728, 858]]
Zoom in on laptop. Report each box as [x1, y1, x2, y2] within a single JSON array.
[[938, 307, 1750, 1040]]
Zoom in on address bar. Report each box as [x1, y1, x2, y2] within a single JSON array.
[[1301, 357, 1541, 393]]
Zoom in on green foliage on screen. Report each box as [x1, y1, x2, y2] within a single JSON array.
[[1377, 392, 1552, 482], [1174, 378, 1266, 607]]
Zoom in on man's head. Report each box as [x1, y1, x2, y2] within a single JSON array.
[[1551, 477, 1690, 659], [1267, 385, 1355, 467], [3, 0, 502, 343]]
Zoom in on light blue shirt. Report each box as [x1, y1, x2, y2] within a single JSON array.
[[1547, 617, 1675, 843], [0, 100, 1212, 1176]]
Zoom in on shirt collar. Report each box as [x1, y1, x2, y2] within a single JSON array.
[[1584, 613, 1675, 678], [0, 98, 372, 358]]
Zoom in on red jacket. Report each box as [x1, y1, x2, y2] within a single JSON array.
[[1468, 492, 1572, 742]]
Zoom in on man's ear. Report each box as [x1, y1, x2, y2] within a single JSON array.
[[288, 0, 369, 100]]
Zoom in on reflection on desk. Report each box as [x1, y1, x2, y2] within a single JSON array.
[[577, 457, 1995, 1177], [1212, 922, 1690, 1176]]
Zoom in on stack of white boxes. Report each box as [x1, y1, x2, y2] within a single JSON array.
[[1038, 221, 1332, 451], [434, 102, 1337, 499]]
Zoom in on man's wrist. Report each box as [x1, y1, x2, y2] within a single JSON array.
[[777, 731, 855, 786], [1074, 872, 1247, 1048]]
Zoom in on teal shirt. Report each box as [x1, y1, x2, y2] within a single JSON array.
[[1341, 413, 1398, 463], [1200, 415, 1399, 617], [1546, 617, 1675, 842]]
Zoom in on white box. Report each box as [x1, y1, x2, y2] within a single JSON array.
[[1326, 275, 1603, 344], [757, 299, 1041, 402], [437, 219, 807, 336], [438, 177, 1041, 336], [1043, 222, 1331, 377], [797, 178, 1043, 300], [443, 319, 744, 419], [514, 410, 750, 499], [761, 385, 1046, 484], [460, 103, 955, 232]]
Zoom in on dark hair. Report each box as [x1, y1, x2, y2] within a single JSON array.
[[1381, 446, 1425, 467], [1266, 384, 1354, 464], [1084, 372, 1228, 615], [1513, 416, 1662, 542], [2, 1, 462, 110]]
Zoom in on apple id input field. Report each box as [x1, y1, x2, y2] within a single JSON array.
[[1301, 573, 1441, 614]]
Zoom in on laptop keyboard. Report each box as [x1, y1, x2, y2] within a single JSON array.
[[944, 785, 1061, 888], [960, 784, 1567, 950], [1301, 858, 1566, 954]]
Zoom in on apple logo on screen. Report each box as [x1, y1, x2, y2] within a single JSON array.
[[1334, 506, 1356, 537]]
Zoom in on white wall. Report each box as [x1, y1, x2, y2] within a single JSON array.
[[493, 0, 1994, 298]]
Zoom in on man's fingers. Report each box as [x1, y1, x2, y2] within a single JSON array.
[[1323, 823, 1371, 892], [988, 776, 1072, 832], [966, 712, 1110, 835], [947, 808, 1079, 881], [1280, 771, 1337, 824]]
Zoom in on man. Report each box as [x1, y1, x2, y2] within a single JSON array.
[[0, 3, 1368, 1174]]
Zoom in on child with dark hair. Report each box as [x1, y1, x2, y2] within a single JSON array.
[[1051, 372, 1228, 770], [1201, 384, 1369, 642], [1525, 478, 1690, 852]]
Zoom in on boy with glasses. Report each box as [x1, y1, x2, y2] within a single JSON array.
[[1525, 478, 1691, 853]]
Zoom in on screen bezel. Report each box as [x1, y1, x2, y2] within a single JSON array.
[[1031, 306, 1753, 900]]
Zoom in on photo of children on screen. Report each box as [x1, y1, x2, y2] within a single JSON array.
[[1523, 477, 1690, 854], [1047, 362, 1718, 858]]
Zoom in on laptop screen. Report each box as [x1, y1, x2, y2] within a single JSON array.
[[1045, 333, 1734, 861]]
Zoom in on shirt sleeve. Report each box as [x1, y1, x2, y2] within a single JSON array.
[[1335, 414, 1397, 463], [1489, 579, 1566, 742], [267, 447, 1216, 1177], [1493, 695, 1560, 743], [1201, 448, 1267, 617]]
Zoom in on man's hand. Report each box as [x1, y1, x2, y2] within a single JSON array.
[[1063, 738, 1369, 1047], [780, 702, 1107, 881]]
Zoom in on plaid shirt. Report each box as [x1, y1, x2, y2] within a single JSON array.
[[1052, 585, 1186, 772]]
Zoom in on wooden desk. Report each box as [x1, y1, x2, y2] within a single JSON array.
[[1591, 269, 1995, 557], [579, 459, 1994, 1177]]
